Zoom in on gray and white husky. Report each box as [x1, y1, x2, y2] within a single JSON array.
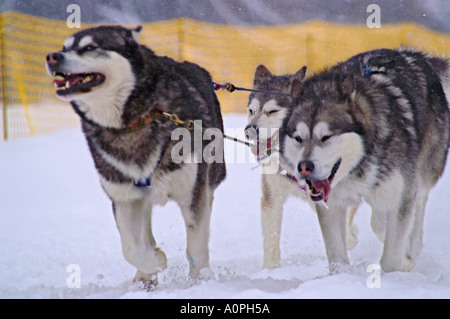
[[281, 48, 450, 272], [245, 65, 358, 269], [46, 25, 226, 286]]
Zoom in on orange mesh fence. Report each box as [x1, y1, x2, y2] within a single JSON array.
[[1, 11, 450, 140]]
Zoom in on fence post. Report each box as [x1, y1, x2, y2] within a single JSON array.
[[177, 17, 184, 62], [305, 33, 314, 73], [0, 13, 8, 141]]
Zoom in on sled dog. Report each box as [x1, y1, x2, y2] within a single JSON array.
[[245, 65, 358, 269], [281, 48, 450, 272], [46, 25, 226, 286]]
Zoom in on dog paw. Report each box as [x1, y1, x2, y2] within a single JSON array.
[[133, 271, 158, 291], [328, 261, 351, 274], [189, 266, 214, 281], [127, 247, 167, 275], [263, 260, 281, 269], [380, 255, 414, 273], [199, 267, 214, 280]]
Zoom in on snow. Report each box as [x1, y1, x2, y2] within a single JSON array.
[[1, 113, 449, 299]]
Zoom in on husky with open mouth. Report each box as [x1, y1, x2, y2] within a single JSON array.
[[46, 25, 226, 287], [281, 48, 450, 272], [245, 65, 359, 269]]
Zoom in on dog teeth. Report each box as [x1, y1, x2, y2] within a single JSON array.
[[52, 72, 98, 91]]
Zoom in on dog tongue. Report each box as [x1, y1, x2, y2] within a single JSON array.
[[66, 74, 86, 86], [311, 179, 331, 202], [53, 74, 86, 87]]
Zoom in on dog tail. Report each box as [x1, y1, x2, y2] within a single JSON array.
[[429, 55, 450, 107]]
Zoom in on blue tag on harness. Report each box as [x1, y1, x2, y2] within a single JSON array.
[[364, 66, 373, 75]]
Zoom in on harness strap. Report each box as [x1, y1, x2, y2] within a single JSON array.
[[124, 109, 195, 134], [280, 170, 309, 193], [213, 81, 290, 97], [124, 109, 164, 133]]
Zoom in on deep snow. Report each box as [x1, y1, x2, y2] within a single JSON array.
[[0, 114, 449, 299]]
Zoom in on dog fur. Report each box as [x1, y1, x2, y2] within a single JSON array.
[[281, 48, 450, 272], [46, 25, 226, 286], [245, 65, 358, 269]]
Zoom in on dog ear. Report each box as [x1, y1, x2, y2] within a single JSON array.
[[347, 78, 374, 131], [290, 78, 304, 101], [253, 65, 272, 86], [289, 66, 307, 84], [340, 75, 355, 99], [130, 25, 143, 43]]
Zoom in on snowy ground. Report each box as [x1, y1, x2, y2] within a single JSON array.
[[1, 114, 449, 299]]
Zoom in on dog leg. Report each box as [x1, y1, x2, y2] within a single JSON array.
[[346, 206, 359, 250], [261, 201, 284, 269], [261, 177, 287, 269], [370, 206, 386, 243], [316, 204, 350, 273], [180, 191, 213, 280], [113, 200, 167, 286], [380, 196, 416, 272], [407, 184, 431, 260]]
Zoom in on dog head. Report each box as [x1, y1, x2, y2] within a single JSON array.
[[46, 25, 143, 128], [245, 65, 306, 158], [281, 74, 366, 203]]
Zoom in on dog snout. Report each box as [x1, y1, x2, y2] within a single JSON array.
[[245, 124, 259, 140], [298, 160, 315, 177], [46, 52, 64, 67]]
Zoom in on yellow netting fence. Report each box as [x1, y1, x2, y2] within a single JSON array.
[[1, 11, 450, 140]]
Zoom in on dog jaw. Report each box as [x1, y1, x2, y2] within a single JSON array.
[[282, 130, 364, 203], [62, 51, 136, 129]]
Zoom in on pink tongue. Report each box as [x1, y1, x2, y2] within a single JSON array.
[[52, 74, 85, 87], [67, 74, 85, 85], [311, 179, 331, 202]]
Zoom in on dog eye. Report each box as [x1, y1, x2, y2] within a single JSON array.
[[321, 135, 331, 143], [268, 110, 279, 115], [248, 109, 254, 115], [80, 45, 96, 53], [294, 135, 303, 144]]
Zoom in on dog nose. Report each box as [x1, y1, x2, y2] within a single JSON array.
[[46, 52, 64, 67], [298, 160, 314, 176], [245, 124, 259, 140]]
